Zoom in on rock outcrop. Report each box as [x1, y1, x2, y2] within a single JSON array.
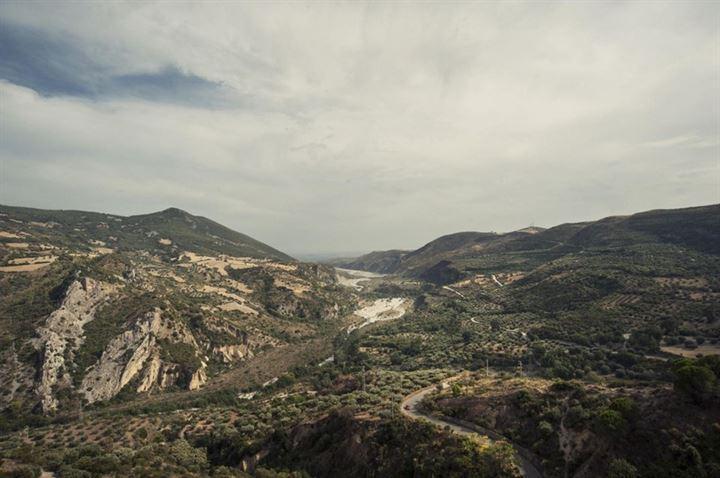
[[80, 308, 206, 403], [35, 278, 115, 412], [212, 343, 254, 363], [0, 344, 35, 409]]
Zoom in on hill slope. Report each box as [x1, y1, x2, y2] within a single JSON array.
[[0, 205, 293, 261], [342, 204, 720, 282], [0, 205, 352, 418]]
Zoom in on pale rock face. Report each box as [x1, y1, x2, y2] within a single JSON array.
[[0, 344, 35, 409], [189, 368, 207, 390], [209, 329, 279, 363], [81, 308, 206, 403], [35, 278, 115, 412], [137, 353, 163, 393], [212, 344, 253, 363]]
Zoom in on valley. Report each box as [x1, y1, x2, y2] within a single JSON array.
[[0, 203, 718, 478]]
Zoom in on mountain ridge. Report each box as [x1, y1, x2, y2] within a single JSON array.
[[0, 204, 293, 261], [338, 203, 720, 280]]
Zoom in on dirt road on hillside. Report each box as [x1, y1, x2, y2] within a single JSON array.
[[400, 375, 543, 478]]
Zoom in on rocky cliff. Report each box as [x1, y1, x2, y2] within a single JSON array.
[[35, 278, 116, 412]]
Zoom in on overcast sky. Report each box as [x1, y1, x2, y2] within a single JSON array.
[[0, 1, 718, 256]]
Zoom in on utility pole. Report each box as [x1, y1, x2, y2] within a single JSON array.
[[486, 358, 489, 377]]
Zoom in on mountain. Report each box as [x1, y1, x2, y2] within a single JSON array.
[[0, 204, 293, 261], [0, 204, 350, 417], [335, 249, 409, 274], [563, 204, 720, 254], [343, 204, 720, 283], [1, 203, 719, 478]]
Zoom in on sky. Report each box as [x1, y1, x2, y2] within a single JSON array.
[[0, 1, 718, 256]]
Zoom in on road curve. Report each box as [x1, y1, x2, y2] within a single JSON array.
[[400, 375, 543, 478]]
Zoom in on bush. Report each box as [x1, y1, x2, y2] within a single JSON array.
[[595, 409, 626, 435], [57, 466, 92, 478], [610, 397, 638, 421], [6, 465, 42, 478], [537, 420, 553, 437], [608, 458, 638, 478], [168, 438, 208, 471], [673, 360, 717, 404]]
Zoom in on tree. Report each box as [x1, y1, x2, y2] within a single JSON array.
[[610, 397, 638, 422], [451, 383, 462, 397], [537, 420, 553, 437], [673, 360, 717, 404], [462, 330, 475, 343], [607, 458, 638, 478], [595, 409, 626, 436]]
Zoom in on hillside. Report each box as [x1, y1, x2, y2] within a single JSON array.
[[342, 204, 720, 283], [335, 249, 409, 274], [1, 203, 718, 478], [0, 205, 352, 419], [0, 205, 293, 261]]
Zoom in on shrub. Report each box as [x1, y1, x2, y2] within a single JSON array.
[[6, 465, 42, 478], [594, 409, 626, 435], [537, 420, 553, 437], [673, 360, 717, 404], [607, 458, 638, 478], [610, 397, 638, 421]]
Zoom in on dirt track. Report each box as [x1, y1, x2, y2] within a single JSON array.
[[399, 374, 543, 478]]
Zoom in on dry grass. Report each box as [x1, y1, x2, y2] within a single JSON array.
[[0, 255, 57, 272], [3, 242, 29, 249]]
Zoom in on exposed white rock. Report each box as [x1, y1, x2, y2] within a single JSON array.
[[347, 298, 408, 333], [212, 343, 253, 363], [137, 353, 162, 393], [210, 329, 278, 363], [189, 368, 207, 390], [0, 344, 35, 408], [36, 278, 115, 412], [80, 308, 206, 403]]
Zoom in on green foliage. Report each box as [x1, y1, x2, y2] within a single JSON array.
[[607, 458, 638, 478], [168, 438, 208, 471], [537, 420, 553, 436], [610, 397, 638, 421], [3, 464, 42, 478], [673, 359, 718, 404], [594, 408, 626, 436], [451, 383, 462, 397]]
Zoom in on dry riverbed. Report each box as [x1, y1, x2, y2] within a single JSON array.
[[347, 297, 409, 333]]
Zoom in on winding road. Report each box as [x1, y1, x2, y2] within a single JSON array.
[[400, 375, 543, 478]]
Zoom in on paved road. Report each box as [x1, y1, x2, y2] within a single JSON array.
[[400, 376, 542, 478]]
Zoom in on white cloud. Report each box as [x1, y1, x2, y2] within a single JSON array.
[[0, 1, 718, 255]]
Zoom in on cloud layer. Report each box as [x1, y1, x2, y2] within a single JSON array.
[[0, 1, 718, 255]]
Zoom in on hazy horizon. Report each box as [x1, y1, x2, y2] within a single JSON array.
[[1, 1, 718, 254]]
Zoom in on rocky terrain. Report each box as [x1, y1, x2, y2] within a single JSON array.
[[0, 206, 354, 419], [0, 203, 718, 478]]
